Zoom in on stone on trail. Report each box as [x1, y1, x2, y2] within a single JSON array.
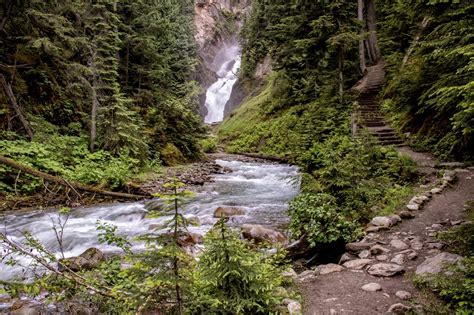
[[316, 263, 345, 275], [390, 239, 409, 250], [415, 252, 462, 275], [241, 224, 287, 245], [376, 255, 388, 261], [214, 206, 245, 218], [390, 254, 406, 265], [370, 244, 390, 255], [387, 303, 411, 314], [431, 187, 442, 194], [339, 252, 356, 264], [358, 250, 371, 259], [395, 291, 412, 300], [370, 216, 393, 228], [361, 283, 382, 292], [297, 270, 317, 282], [399, 211, 415, 219], [345, 241, 375, 253], [389, 214, 402, 225], [283, 299, 302, 315], [342, 259, 372, 270], [406, 203, 419, 211], [367, 263, 404, 277]]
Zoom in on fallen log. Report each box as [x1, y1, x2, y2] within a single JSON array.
[[0, 155, 150, 199]]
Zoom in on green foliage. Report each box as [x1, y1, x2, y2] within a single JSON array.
[[199, 137, 218, 153], [437, 222, 474, 257], [189, 219, 286, 314], [378, 1, 474, 160], [414, 257, 474, 314], [288, 193, 361, 247]]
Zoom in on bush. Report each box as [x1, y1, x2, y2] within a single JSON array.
[[199, 137, 218, 153], [190, 220, 286, 314], [288, 193, 362, 247]]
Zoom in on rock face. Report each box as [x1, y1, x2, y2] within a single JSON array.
[[214, 206, 245, 218], [415, 252, 462, 275], [59, 247, 105, 272], [241, 224, 287, 244], [367, 263, 404, 277]]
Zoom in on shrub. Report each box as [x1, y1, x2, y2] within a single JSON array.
[[288, 193, 362, 247], [199, 137, 218, 153]]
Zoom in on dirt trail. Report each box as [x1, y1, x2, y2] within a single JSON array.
[[300, 147, 474, 314]]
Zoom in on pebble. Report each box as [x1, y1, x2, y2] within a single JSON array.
[[395, 291, 412, 300], [361, 283, 382, 292]]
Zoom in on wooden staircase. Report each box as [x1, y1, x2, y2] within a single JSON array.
[[352, 63, 404, 146]]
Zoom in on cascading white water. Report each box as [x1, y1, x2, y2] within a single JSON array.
[[0, 159, 300, 281], [204, 44, 241, 123]]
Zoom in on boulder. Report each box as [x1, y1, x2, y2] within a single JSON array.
[[395, 291, 412, 300], [370, 216, 392, 228], [415, 252, 462, 275], [387, 303, 411, 314], [59, 247, 105, 272], [241, 224, 287, 244], [345, 241, 375, 253], [361, 283, 382, 292], [367, 263, 404, 277], [214, 206, 245, 218], [316, 263, 344, 275], [144, 199, 162, 211], [390, 239, 409, 250], [342, 259, 372, 270]]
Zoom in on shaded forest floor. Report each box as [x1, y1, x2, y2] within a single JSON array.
[[300, 146, 474, 314]]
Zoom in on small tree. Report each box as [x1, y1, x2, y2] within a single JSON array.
[[189, 218, 286, 314]]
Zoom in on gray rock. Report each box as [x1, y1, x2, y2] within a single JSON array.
[[427, 242, 444, 250], [399, 211, 415, 219], [358, 250, 371, 259], [361, 283, 382, 292], [367, 263, 405, 277], [388, 303, 411, 314], [415, 252, 462, 275], [343, 259, 372, 270], [242, 224, 287, 244], [407, 251, 418, 260], [282, 268, 298, 279], [390, 254, 405, 265], [365, 226, 382, 233], [376, 255, 388, 261], [58, 247, 105, 272], [345, 241, 375, 253], [339, 252, 356, 264], [389, 214, 402, 225], [406, 203, 420, 211], [411, 241, 423, 251], [409, 196, 425, 205], [214, 206, 245, 218], [390, 239, 409, 250], [451, 220, 463, 226], [370, 244, 390, 255], [316, 263, 344, 275], [370, 216, 393, 228], [431, 223, 443, 230], [395, 291, 412, 300], [283, 299, 302, 315], [431, 188, 442, 194], [10, 300, 47, 315], [297, 270, 317, 282]]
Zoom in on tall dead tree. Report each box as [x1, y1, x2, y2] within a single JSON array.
[[358, 0, 381, 68], [358, 0, 366, 73]]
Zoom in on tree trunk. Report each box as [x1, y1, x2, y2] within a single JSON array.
[[358, 0, 366, 73], [366, 0, 380, 63], [402, 17, 429, 69], [89, 46, 98, 152], [0, 155, 149, 199], [338, 49, 344, 104], [0, 73, 34, 140]]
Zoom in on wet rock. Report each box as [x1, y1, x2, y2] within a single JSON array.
[[214, 206, 245, 218], [342, 259, 372, 270], [416, 252, 462, 275], [390, 254, 406, 265], [59, 247, 105, 272], [316, 263, 344, 275], [144, 199, 163, 211], [370, 216, 393, 228], [346, 241, 375, 253], [399, 211, 415, 219], [387, 303, 411, 314], [242, 224, 287, 244], [283, 299, 302, 315], [339, 252, 356, 264], [406, 203, 420, 211], [361, 283, 382, 292], [358, 250, 371, 259], [367, 263, 404, 277], [390, 239, 409, 250], [395, 291, 412, 300]]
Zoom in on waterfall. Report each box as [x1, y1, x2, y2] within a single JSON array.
[[204, 44, 241, 124]]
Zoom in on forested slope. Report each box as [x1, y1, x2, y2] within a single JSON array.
[[0, 0, 205, 195]]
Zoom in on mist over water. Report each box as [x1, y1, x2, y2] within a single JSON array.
[[204, 44, 241, 123], [0, 159, 299, 281]]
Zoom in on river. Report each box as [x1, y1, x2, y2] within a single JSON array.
[[0, 158, 300, 281]]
